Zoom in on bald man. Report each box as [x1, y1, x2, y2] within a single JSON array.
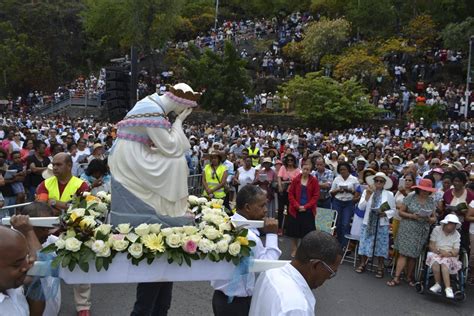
[[0, 226, 33, 315], [36, 152, 89, 213]]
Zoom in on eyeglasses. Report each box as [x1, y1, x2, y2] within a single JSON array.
[[311, 259, 337, 279], [374, 179, 385, 183]]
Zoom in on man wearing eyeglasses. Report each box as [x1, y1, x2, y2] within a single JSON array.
[[249, 231, 341, 316]]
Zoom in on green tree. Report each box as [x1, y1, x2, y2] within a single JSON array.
[[374, 37, 416, 58], [442, 17, 474, 52], [345, 0, 396, 38], [180, 41, 251, 114], [404, 14, 437, 51], [281, 72, 382, 129], [301, 18, 350, 66], [310, 0, 347, 17], [82, 0, 184, 53]]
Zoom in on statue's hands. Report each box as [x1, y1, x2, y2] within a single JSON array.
[[176, 108, 193, 122]]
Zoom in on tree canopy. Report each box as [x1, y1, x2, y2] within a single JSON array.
[[281, 72, 382, 128]]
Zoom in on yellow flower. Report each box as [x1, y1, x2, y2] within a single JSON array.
[[237, 236, 249, 246], [142, 233, 165, 253], [211, 203, 222, 209], [86, 195, 100, 203]]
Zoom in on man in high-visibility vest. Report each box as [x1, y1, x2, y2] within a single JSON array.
[[36, 153, 89, 213], [35, 152, 92, 316], [202, 151, 228, 200], [248, 139, 260, 167]]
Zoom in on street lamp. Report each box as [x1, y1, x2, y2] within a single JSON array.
[[214, 0, 219, 31], [465, 35, 474, 118]]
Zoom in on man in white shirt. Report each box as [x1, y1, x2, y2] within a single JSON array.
[[249, 231, 342, 316], [211, 185, 281, 316], [0, 225, 34, 316]]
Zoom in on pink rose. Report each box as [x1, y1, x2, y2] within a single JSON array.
[[182, 240, 197, 254], [111, 234, 125, 241]]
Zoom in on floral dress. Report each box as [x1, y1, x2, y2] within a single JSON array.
[[394, 193, 435, 258]]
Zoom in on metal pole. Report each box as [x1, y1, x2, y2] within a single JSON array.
[[214, 0, 219, 31], [465, 36, 473, 119], [130, 46, 138, 109]]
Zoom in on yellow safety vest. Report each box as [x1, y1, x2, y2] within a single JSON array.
[[248, 147, 260, 167], [45, 176, 84, 202], [203, 164, 226, 199]]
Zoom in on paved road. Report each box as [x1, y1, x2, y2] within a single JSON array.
[[59, 237, 474, 316]]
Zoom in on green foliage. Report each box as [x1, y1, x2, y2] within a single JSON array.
[[301, 18, 350, 64], [281, 73, 382, 129], [282, 41, 304, 62], [180, 41, 251, 114], [345, 0, 396, 38], [334, 45, 388, 83], [374, 37, 417, 57], [310, 0, 347, 17], [442, 17, 474, 52], [412, 104, 446, 127], [82, 0, 185, 52], [404, 14, 437, 51]]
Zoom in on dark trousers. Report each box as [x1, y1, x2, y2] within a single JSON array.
[[277, 192, 289, 229], [131, 282, 173, 316], [212, 290, 251, 316]]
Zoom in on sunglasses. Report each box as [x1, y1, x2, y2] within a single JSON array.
[[311, 259, 337, 279], [374, 179, 386, 183]]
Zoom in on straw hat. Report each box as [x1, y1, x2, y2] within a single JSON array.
[[262, 157, 273, 165], [390, 156, 404, 164], [412, 178, 437, 193], [366, 172, 393, 190], [42, 164, 54, 179]]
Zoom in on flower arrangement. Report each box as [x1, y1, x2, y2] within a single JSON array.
[[42, 193, 255, 272]]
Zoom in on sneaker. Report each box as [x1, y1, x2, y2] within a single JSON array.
[[429, 283, 442, 293], [445, 287, 454, 299]]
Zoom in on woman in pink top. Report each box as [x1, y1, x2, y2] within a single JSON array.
[[277, 154, 301, 235]]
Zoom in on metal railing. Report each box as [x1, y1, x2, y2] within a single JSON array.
[[36, 94, 102, 115], [188, 174, 203, 196]]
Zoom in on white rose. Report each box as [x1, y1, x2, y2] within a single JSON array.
[[126, 233, 140, 243], [84, 240, 94, 249], [117, 223, 132, 234], [218, 222, 232, 232], [211, 215, 225, 225], [97, 245, 111, 257], [172, 227, 184, 234], [128, 243, 143, 258], [210, 198, 224, 205], [197, 197, 208, 204], [203, 226, 221, 240], [161, 227, 173, 237], [66, 229, 76, 238], [91, 240, 106, 254], [222, 234, 232, 243], [65, 237, 82, 252], [166, 233, 182, 248], [112, 239, 129, 252], [96, 224, 112, 236], [82, 192, 91, 197], [216, 239, 229, 253], [96, 191, 107, 199], [104, 194, 111, 203], [188, 195, 199, 205], [185, 234, 202, 244], [134, 223, 151, 236], [55, 238, 66, 249], [95, 202, 109, 214], [149, 223, 162, 234], [202, 213, 214, 222], [198, 238, 216, 253], [80, 216, 96, 228], [228, 242, 241, 256], [70, 208, 85, 218], [183, 226, 198, 236]]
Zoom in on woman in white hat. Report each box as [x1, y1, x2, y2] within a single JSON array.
[[388, 178, 437, 287], [355, 172, 396, 278], [425, 214, 462, 298]]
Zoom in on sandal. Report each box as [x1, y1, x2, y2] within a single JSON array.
[[355, 264, 366, 273], [386, 277, 401, 287], [375, 267, 384, 279], [406, 279, 416, 287]]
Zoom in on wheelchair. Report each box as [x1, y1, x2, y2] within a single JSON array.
[[414, 246, 469, 302]]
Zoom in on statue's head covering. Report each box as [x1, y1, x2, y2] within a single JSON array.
[[163, 83, 201, 108]]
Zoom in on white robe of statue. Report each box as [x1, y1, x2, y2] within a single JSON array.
[[109, 90, 194, 217]]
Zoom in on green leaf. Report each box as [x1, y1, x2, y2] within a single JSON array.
[[241, 247, 250, 257], [95, 257, 104, 272], [247, 240, 256, 247], [62, 255, 71, 268], [184, 255, 191, 267], [103, 258, 110, 271], [41, 244, 57, 253], [68, 260, 76, 272], [147, 257, 154, 265], [78, 261, 89, 272]]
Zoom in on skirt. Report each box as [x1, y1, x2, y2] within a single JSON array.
[[425, 252, 462, 274], [358, 224, 390, 259], [286, 210, 316, 239]]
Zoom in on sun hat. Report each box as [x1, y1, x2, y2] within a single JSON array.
[[42, 164, 54, 179], [262, 157, 273, 165], [440, 214, 461, 229], [366, 172, 393, 190], [390, 156, 404, 164], [93, 143, 103, 151], [452, 161, 463, 171], [412, 178, 437, 193]]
